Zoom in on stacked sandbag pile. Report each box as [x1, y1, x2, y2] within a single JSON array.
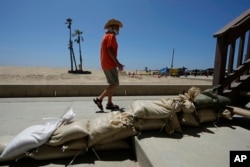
[[0, 86, 232, 163], [179, 87, 231, 126], [28, 118, 89, 160], [175, 86, 201, 127], [127, 98, 182, 135], [0, 111, 137, 162], [0, 109, 75, 162], [193, 86, 232, 125], [88, 111, 137, 151]]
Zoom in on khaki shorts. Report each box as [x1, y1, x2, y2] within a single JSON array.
[[103, 68, 119, 85]]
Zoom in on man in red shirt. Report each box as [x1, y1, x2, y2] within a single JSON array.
[[93, 19, 124, 111]]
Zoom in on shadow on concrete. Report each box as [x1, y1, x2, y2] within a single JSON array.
[[136, 117, 250, 140], [0, 149, 136, 167], [1, 117, 249, 167]]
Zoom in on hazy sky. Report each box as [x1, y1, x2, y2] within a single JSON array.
[[0, 0, 249, 70]]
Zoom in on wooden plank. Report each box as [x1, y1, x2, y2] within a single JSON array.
[[240, 91, 250, 97], [228, 106, 250, 119]]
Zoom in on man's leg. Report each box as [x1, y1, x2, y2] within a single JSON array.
[[98, 83, 118, 103], [94, 68, 119, 110], [106, 83, 119, 104]]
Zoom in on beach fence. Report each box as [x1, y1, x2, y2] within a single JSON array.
[[127, 70, 168, 79]]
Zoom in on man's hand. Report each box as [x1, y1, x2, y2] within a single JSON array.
[[118, 63, 124, 71]]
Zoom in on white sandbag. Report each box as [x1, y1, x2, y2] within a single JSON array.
[[47, 118, 89, 146], [0, 108, 75, 160], [98, 127, 138, 145], [197, 108, 218, 123], [0, 136, 25, 162], [178, 112, 199, 127], [0, 136, 13, 154], [88, 111, 133, 147], [129, 100, 172, 119], [27, 145, 86, 160], [133, 118, 167, 131], [0, 121, 60, 160], [94, 140, 130, 151]]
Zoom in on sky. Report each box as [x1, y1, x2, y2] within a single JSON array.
[[0, 0, 250, 71]]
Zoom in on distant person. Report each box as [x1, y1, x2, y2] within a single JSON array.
[[206, 70, 209, 77], [194, 69, 197, 77], [93, 19, 124, 111], [184, 68, 188, 77]]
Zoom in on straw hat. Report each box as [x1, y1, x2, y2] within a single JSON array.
[[104, 19, 123, 29]]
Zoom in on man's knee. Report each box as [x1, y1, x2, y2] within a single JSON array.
[[110, 83, 119, 88]]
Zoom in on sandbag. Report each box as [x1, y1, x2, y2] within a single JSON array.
[[27, 145, 86, 160], [165, 112, 182, 134], [129, 100, 172, 119], [181, 100, 195, 113], [193, 94, 218, 109], [47, 119, 89, 146], [0, 136, 13, 155], [61, 138, 88, 150], [93, 140, 130, 151], [0, 109, 75, 161], [184, 86, 201, 101], [98, 127, 138, 145], [160, 97, 181, 112], [197, 108, 218, 123], [0, 120, 61, 160], [0, 136, 25, 162], [88, 111, 133, 147], [194, 87, 231, 109], [178, 112, 199, 127], [133, 118, 167, 131]]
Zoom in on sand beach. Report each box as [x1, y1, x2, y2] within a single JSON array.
[[0, 66, 212, 85]]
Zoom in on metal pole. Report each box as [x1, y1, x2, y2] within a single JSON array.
[[171, 48, 174, 69]]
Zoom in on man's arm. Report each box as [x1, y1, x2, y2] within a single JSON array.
[[108, 47, 124, 71]]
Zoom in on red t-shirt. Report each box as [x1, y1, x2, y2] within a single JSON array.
[[100, 32, 118, 70]]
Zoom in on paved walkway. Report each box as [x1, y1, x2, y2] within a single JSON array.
[[0, 96, 250, 167], [0, 96, 164, 167]]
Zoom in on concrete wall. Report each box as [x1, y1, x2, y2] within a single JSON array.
[[0, 85, 211, 97]]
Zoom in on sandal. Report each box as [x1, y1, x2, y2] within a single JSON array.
[[106, 103, 120, 110], [93, 98, 103, 110]]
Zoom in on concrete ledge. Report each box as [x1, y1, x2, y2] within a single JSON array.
[[0, 85, 211, 97]]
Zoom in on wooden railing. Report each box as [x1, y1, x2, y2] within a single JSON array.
[[213, 9, 250, 105]]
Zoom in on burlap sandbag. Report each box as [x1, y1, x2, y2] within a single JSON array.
[[88, 111, 133, 147], [197, 108, 218, 123], [98, 127, 138, 145], [61, 138, 88, 150], [184, 86, 201, 101], [47, 119, 89, 146], [181, 100, 195, 113], [160, 97, 182, 112], [133, 118, 167, 131], [94, 139, 130, 151], [178, 112, 199, 127], [27, 145, 86, 160], [129, 100, 172, 119], [165, 112, 182, 134]]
